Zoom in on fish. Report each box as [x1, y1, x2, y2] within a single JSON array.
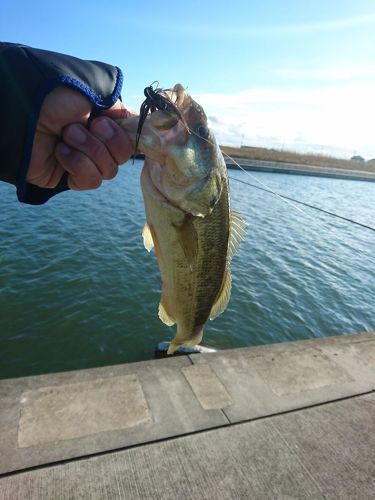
[[117, 84, 245, 354]]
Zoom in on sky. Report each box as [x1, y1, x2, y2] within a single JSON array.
[[2, 0, 375, 158]]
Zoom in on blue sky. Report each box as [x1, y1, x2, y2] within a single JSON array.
[[2, 0, 375, 158]]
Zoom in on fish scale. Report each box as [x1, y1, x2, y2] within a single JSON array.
[[117, 84, 245, 353], [191, 181, 230, 328]]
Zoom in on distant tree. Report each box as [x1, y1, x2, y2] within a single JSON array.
[[351, 155, 365, 161]]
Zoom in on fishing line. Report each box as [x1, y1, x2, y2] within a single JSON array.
[[141, 86, 303, 214], [221, 151, 305, 213], [183, 126, 305, 214], [185, 126, 375, 234], [141, 88, 375, 234], [229, 175, 375, 233]]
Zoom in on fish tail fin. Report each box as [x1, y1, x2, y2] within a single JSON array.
[[166, 342, 181, 355], [167, 325, 204, 355]]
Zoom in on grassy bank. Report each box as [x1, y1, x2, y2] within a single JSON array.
[[220, 145, 375, 173]]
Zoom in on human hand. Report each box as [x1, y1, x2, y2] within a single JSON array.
[[27, 86, 135, 190]]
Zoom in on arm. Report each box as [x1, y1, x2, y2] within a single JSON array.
[[0, 42, 133, 204]]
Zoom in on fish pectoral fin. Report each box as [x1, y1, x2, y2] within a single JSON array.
[[209, 267, 232, 320], [172, 215, 198, 268], [142, 223, 154, 252], [228, 211, 246, 262], [158, 299, 175, 326]]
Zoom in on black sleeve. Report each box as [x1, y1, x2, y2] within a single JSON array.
[[0, 42, 123, 205]]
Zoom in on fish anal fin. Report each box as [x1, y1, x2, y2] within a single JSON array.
[[172, 215, 198, 268], [142, 223, 154, 252], [209, 267, 232, 320], [158, 297, 175, 326], [228, 211, 246, 262]]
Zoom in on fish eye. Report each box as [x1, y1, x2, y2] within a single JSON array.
[[196, 123, 209, 139]]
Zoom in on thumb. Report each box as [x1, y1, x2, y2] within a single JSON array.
[[101, 99, 138, 120]]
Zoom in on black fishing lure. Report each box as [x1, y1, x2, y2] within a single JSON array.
[[135, 83, 184, 153]]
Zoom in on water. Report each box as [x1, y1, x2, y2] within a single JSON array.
[[1, 161, 374, 379]]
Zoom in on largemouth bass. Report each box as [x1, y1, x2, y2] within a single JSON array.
[[118, 85, 245, 354]]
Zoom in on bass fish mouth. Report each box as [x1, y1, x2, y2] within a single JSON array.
[[184, 175, 222, 215], [143, 162, 219, 217]]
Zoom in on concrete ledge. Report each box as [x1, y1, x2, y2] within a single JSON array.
[[190, 332, 375, 422], [1, 393, 374, 499], [226, 157, 375, 182], [0, 332, 374, 477], [0, 356, 227, 474]]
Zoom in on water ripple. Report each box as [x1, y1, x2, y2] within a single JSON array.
[[1, 164, 374, 377]]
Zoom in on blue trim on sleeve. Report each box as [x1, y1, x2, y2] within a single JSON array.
[[17, 67, 124, 204], [60, 66, 123, 109]]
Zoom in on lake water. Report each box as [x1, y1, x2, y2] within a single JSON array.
[[1, 160, 374, 379]]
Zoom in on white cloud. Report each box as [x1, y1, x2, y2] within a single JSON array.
[[195, 85, 375, 159]]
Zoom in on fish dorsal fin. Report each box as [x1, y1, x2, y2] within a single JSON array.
[[228, 211, 246, 262], [142, 223, 154, 252], [158, 299, 175, 326], [209, 267, 232, 320], [172, 215, 198, 268]]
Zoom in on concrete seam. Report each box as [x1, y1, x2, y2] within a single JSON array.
[[186, 354, 194, 365], [1, 389, 373, 480], [220, 407, 231, 424]]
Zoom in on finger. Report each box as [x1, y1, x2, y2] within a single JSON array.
[[55, 143, 103, 190], [90, 116, 134, 164], [102, 99, 138, 119], [63, 124, 119, 180]]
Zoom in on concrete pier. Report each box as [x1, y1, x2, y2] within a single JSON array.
[[0, 332, 374, 499]]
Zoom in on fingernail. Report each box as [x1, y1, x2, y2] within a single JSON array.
[[68, 125, 86, 144], [94, 118, 114, 140]]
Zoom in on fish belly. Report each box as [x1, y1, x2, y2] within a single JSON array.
[[141, 165, 230, 351]]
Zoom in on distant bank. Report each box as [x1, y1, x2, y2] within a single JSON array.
[[132, 147, 375, 182], [221, 145, 375, 182], [225, 157, 375, 182]]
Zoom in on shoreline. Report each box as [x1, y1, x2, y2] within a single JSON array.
[[132, 154, 375, 182], [226, 157, 375, 182]]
